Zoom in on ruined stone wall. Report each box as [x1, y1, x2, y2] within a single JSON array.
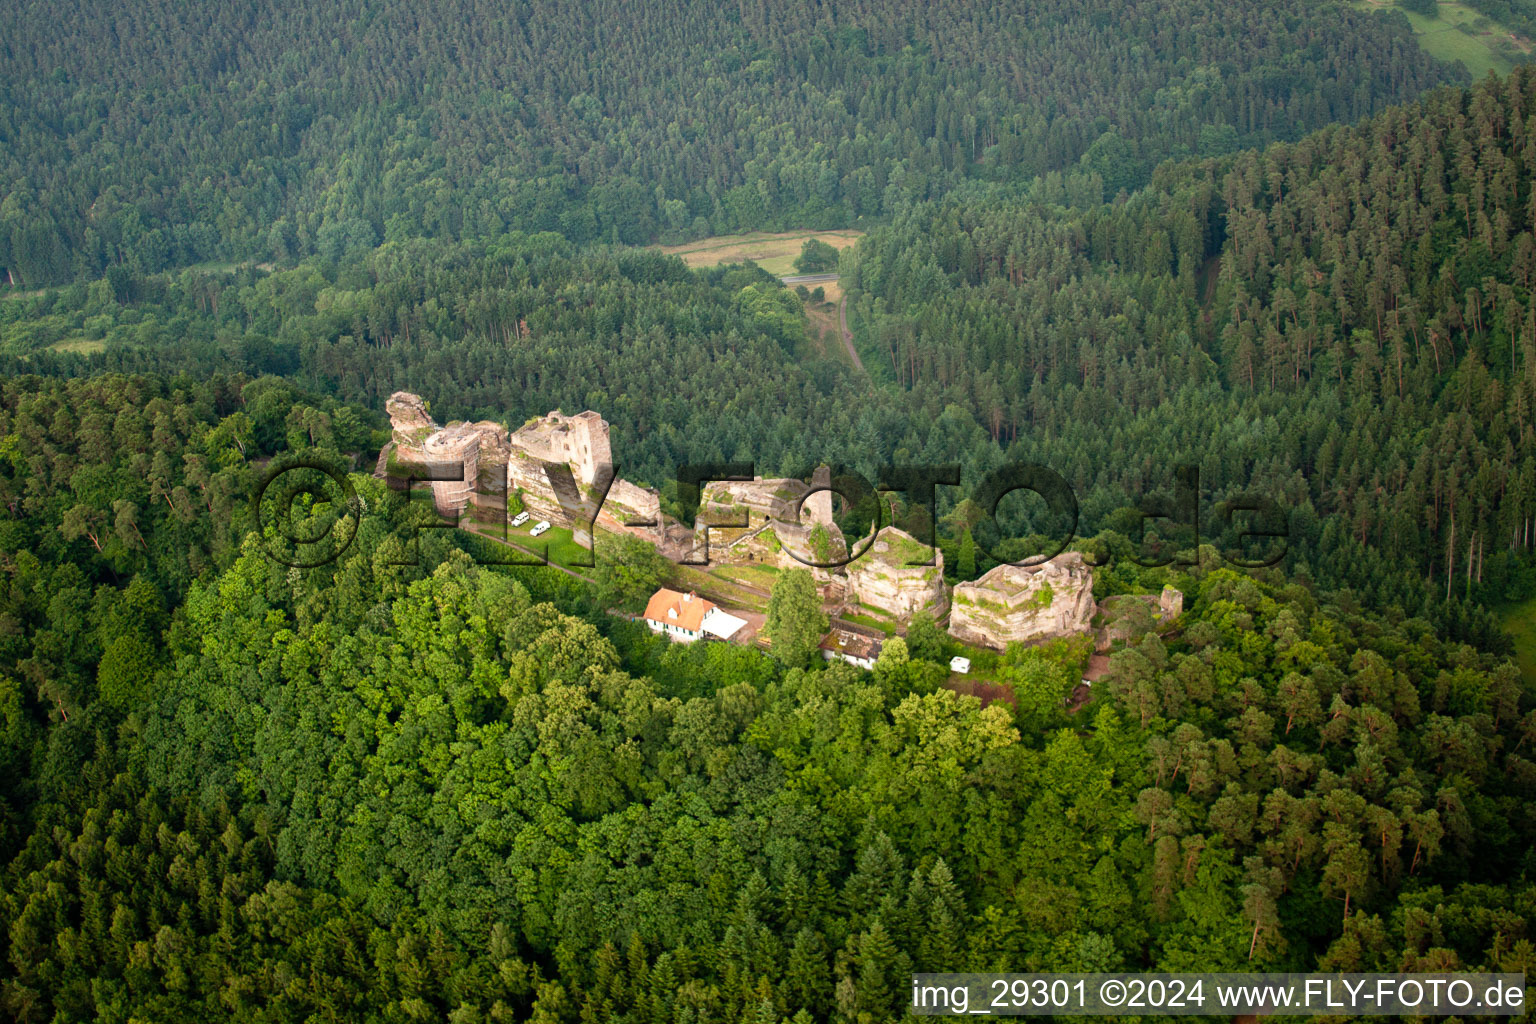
[[695, 471, 848, 580], [506, 449, 568, 524], [701, 479, 797, 530], [385, 393, 502, 518], [505, 410, 661, 538], [510, 410, 611, 489], [605, 477, 661, 527], [948, 551, 1095, 650], [421, 429, 479, 516], [469, 423, 511, 505], [701, 468, 836, 533], [384, 392, 657, 540]]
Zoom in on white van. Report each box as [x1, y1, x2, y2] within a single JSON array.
[[510, 511, 530, 527], [529, 520, 551, 537]]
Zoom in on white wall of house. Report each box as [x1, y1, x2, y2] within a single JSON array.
[[645, 617, 702, 642], [822, 649, 876, 671]]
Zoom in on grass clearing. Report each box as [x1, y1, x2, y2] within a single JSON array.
[[491, 520, 592, 568], [1354, 0, 1531, 77], [839, 612, 900, 635], [46, 337, 107, 355], [656, 230, 863, 278], [711, 564, 781, 590], [1499, 595, 1536, 685], [802, 293, 845, 356], [665, 562, 767, 612]]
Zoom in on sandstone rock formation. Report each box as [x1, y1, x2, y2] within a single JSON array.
[[1159, 584, 1184, 618], [948, 551, 1094, 650], [385, 392, 436, 448], [385, 392, 510, 517], [697, 468, 844, 573], [383, 392, 660, 536], [845, 526, 948, 622]]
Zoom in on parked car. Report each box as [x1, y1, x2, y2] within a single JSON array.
[[529, 520, 551, 537], [510, 511, 530, 527]]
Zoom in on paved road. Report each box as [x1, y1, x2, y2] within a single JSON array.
[[780, 272, 839, 285]]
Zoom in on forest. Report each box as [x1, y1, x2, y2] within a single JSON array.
[[0, 0, 1456, 285], [0, 377, 1531, 1021], [2, 0, 1536, 1021]]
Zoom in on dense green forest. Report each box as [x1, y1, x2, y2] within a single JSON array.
[[20, 73, 1536, 646], [3, 0, 1536, 1020], [0, 0, 1458, 285], [0, 378, 1531, 1021]]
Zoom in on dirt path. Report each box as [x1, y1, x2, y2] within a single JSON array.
[[838, 294, 864, 373]]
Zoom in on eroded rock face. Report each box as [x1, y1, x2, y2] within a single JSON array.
[[385, 392, 437, 449], [1159, 584, 1184, 619], [384, 391, 661, 537], [845, 526, 948, 622], [948, 551, 1094, 650]]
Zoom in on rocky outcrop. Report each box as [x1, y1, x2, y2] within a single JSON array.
[[1095, 584, 1185, 651], [697, 468, 845, 574], [383, 392, 660, 536], [845, 526, 947, 622], [385, 392, 436, 449], [948, 551, 1094, 650], [385, 392, 509, 517], [1159, 584, 1184, 619]]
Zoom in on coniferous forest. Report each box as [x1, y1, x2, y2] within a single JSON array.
[[2, 1, 1536, 1022]]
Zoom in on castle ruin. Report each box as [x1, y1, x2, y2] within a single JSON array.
[[383, 392, 661, 538], [381, 391, 1184, 657], [695, 469, 849, 585]]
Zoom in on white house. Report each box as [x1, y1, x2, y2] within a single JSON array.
[[642, 588, 712, 641], [642, 589, 748, 643]]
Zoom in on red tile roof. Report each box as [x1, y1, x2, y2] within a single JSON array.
[[642, 588, 714, 632]]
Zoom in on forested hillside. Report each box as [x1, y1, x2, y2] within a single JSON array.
[[21, 73, 1536, 648], [3, 2, 1536, 1020], [0, 0, 1456, 285], [843, 70, 1536, 623], [2, 445, 1532, 1020]]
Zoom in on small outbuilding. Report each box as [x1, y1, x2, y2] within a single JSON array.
[[819, 628, 884, 671]]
